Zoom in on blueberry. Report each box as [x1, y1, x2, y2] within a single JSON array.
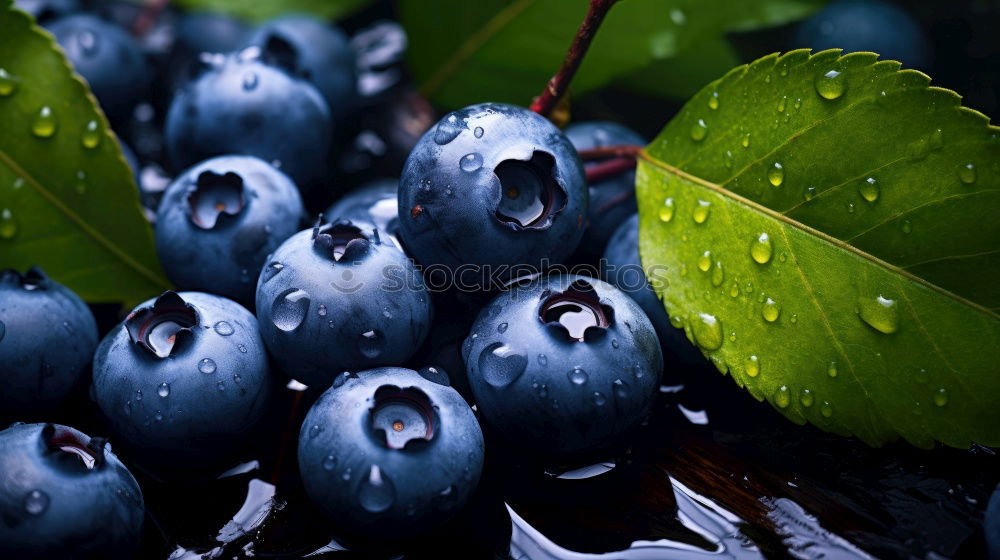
[[325, 178, 400, 247], [166, 12, 251, 92], [0, 422, 144, 559], [564, 121, 645, 254], [397, 103, 587, 288], [92, 291, 273, 472], [164, 50, 331, 188], [47, 14, 151, 124], [255, 218, 433, 387], [463, 274, 662, 456], [602, 214, 704, 367], [155, 155, 305, 304], [245, 14, 356, 122], [352, 21, 408, 102], [0, 267, 98, 415], [792, 0, 930, 69], [298, 367, 484, 539]]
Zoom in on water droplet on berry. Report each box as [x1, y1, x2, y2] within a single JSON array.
[[242, 71, 258, 90], [433, 113, 465, 145], [199, 358, 216, 374], [323, 455, 337, 471], [157, 383, 170, 397], [213, 321, 234, 336], [497, 322, 508, 334], [24, 490, 49, 515], [460, 152, 483, 172], [358, 329, 385, 358], [474, 126, 484, 138], [592, 391, 607, 406], [479, 343, 527, 387], [568, 367, 588, 385], [358, 465, 396, 512], [272, 288, 310, 331]]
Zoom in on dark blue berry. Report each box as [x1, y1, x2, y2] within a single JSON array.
[[0, 267, 97, 414], [92, 291, 273, 473], [298, 367, 484, 539], [398, 103, 587, 288], [255, 218, 433, 387], [564, 121, 644, 255], [463, 274, 662, 455], [48, 13, 151, 123], [792, 0, 930, 69], [245, 15, 356, 123], [164, 50, 331, 188], [155, 155, 304, 304], [0, 422, 144, 559]]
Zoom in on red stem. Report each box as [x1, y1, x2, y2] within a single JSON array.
[[530, 0, 620, 117], [132, 0, 170, 37], [578, 145, 642, 161], [586, 157, 637, 183]]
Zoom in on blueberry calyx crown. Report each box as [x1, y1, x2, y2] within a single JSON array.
[[125, 291, 198, 358], [185, 170, 246, 230], [539, 279, 613, 342], [494, 151, 566, 229], [41, 423, 106, 470], [369, 385, 436, 451], [0, 266, 50, 291], [260, 33, 306, 79], [311, 215, 380, 263]]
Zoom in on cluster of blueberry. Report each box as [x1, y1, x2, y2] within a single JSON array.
[[0, 1, 690, 557]]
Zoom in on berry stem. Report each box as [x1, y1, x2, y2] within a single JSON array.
[[530, 0, 620, 118], [132, 0, 170, 37], [577, 145, 643, 161], [586, 157, 637, 183]]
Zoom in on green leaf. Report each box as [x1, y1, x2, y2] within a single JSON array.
[[173, 0, 369, 22], [637, 49, 1000, 449], [400, 0, 821, 109], [0, 2, 169, 304]]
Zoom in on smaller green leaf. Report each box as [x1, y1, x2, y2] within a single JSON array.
[[174, 0, 370, 22], [0, 2, 169, 304]]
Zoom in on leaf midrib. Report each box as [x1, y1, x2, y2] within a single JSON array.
[[0, 149, 168, 291], [638, 150, 1000, 322], [418, 0, 537, 98]]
